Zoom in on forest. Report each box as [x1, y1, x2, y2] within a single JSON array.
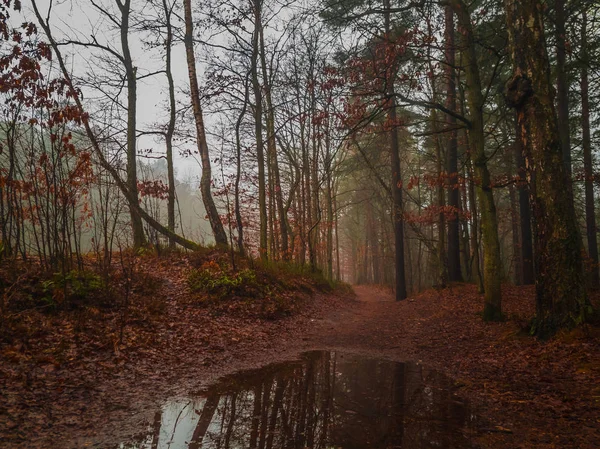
[[1, 0, 599, 448]]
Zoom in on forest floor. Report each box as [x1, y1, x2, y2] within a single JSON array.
[[1, 261, 599, 448]]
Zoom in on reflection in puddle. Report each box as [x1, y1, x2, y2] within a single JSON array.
[[119, 351, 475, 448]]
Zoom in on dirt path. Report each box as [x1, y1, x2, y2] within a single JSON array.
[[298, 284, 599, 449], [2, 283, 599, 448], [302, 285, 416, 355]]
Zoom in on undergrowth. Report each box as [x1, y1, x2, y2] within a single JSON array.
[[0, 255, 165, 346], [187, 254, 350, 319]]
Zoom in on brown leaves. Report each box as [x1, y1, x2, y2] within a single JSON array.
[[0, 251, 342, 448]]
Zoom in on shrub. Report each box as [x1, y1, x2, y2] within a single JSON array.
[[188, 261, 258, 299], [41, 270, 105, 308]]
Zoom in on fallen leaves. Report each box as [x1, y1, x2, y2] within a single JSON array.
[[0, 252, 347, 449]]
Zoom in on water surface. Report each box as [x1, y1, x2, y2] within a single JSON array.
[[119, 351, 474, 448]]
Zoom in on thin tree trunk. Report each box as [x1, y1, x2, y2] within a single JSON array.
[[384, 0, 407, 300], [308, 87, 320, 270], [459, 49, 482, 293], [509, 181, 522, 285], [459, 186, 471, 281], [259, 25, 289, 260], [433, 109, 448, 288], [334, 185, 341, 281], [452, 0, 502, 319], [326, 171, 334, 280], [163, 0, 176, 249], [235, 75, 250, 257], [555, 0, 572, 178], [119, 0, 145, 249], [371, 205, 381, 284], [581, 10, 599, 289], [444, 5, 462, 282], [251, 0, 268, 260], [183, 0, 228, 247], [514, 115, 534, 285]]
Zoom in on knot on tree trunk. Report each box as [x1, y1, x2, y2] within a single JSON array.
[[505, 73, 533, 108]]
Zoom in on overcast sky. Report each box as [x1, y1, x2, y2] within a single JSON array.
[[26, 0, 210, 184]]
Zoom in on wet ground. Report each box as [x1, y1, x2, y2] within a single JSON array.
[[118, 351, 475, 449], [4, 284, 598, 448]]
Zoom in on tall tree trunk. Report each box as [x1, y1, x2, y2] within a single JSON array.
[[581, 10, 599, 289], [433, 109, 448, 287], [119, 0, 145, 249], [452, 0, 502, 320], [508, 181, 522, 285], [334, 184, 341, 281], [163, 0, 176, 249], [555, 0, 572, 178], [505, 0, 591, 337], [390, 98, 407, 299], [303, 130, 311, 267], [514, 115, 534, 285], [371, 204, 381, 284], [183, 0, 228, 247], [259, 25, 289, 260], [466, 152, 483, 292], [308, 85, 320, 270], [444, 5, 462, 282], [235, 76, 250, 257], [364, 212, 371, 283], [268, 168, 277, 257], [326, 171, 334, 280], [459, 185, 471, 280], [384, 0, 407, 301], [250, 0, 268, 260]]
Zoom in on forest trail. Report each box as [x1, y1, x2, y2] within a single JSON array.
[[299, 285, 600, 449], [2, 283, 599, 449], [302, 285, 415, 356]]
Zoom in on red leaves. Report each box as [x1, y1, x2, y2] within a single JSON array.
[[137, 179, 170, 200], [404, 204, 469, 225]]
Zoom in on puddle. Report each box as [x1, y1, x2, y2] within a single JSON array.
[[119, 351, 475, 448]]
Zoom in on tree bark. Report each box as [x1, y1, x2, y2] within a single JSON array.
[[581, 10, 599, 289], [183, 0, 228, 247], [505, 0, 591, 337], [452, 0, 502, 319], [508, 181, 522, 285], [259, 25, 289, 260], [235, 76, 250, 257], [119, 0, 146, 249], [444, 5, 462, 282], [555, 0, 572, 178], [384, 0, 407, 300], [514, 115, 534, 285], [433, 109, 448, 288], [466, 146, 483, 292], [250, 0, 268, 260], [326, 168, 334, 280], [163, 0, 176, 249]]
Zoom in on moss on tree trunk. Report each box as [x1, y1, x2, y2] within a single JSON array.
[[505, 0, 592, 338]]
